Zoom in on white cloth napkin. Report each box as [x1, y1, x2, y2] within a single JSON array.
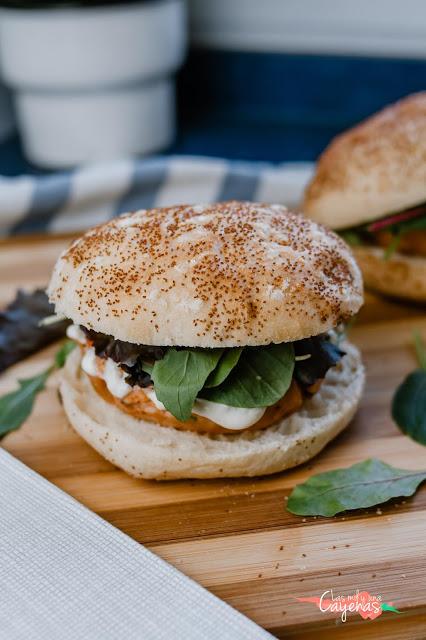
[[0, 448, 273, 639]]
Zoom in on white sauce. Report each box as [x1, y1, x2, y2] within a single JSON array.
[[81, 347, 132, 400], [81, 347, 99, 377], [192, 398, 266, 430], [103, 358, 132, 399], [143, 388, 266, 431], [66, 324, 86, 344], [143, 387, 167, 411]]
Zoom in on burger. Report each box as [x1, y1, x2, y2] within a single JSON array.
[[48, 201, 364, 480], [303, 92, 426, 303]]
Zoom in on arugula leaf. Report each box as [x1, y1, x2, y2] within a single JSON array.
[[339, 230, 363, 247], [383, 233, 402, 260], [287, 458, 426, 517], [139, 343, 293, 418], [204, 348, 242, 388], [392, 333, 426, 445], [390, 215, 426, 234], [201, 343, 294, 408], [139, 361, 153, 375], [0, 369, 51, 437], [341, 211, 426, 259], [54, 339, 76, 368], [151, 348, 223, 421], [392, 371, 426, 445], [0, 339, 75, 438], [374, 214, 426, 258]]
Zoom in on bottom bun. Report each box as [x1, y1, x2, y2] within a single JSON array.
[[354, 246, 426, 303], [60, 343, 364, 480]]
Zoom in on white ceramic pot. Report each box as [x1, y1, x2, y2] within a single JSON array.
[[16, 78, 175, 167], [0, 0, 187, 167]]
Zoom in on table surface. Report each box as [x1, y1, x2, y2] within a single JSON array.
[[1, 235, 426, 639]]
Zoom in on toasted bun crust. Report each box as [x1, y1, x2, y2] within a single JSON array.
[[303, 93, 426, 229], [48, 202, 363, 347], [353, 246, 426, 302], [60, 343, 364, 480]]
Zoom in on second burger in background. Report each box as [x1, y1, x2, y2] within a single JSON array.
[[304, 92, 426, 303]]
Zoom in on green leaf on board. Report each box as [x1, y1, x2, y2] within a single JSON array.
[[0, 340, 75, 438], [0, 368, 51, 437], [392, 333, 426, 445], [392, 370, 426, 445], [287, 458, 426, 517]]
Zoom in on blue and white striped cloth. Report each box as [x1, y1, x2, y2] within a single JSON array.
[[0, 156, 313, 237]]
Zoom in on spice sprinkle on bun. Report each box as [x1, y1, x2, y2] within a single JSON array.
[[49, 201, 364, 479], [304, 92, 426, 302]]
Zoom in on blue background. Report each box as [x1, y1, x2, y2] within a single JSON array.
[[2, 50, 426, 175]]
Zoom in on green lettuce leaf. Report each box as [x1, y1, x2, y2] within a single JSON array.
[[392, 371, 426, 445], [287, 458, 426, 517], [339, 230, 363, 247], [151, 348, 224, 421], [392, 332, 426, 445], [0, 369, 51, 437], [340, 213, 426, 258], [381, 216, 426, 259], [204, 348, 242, 388], [200, 343, 294, 408], [140, 360, 153, 375], [390, 215, 426, 234], [0, 339, 75, 438], [54, 339, 76, 368]]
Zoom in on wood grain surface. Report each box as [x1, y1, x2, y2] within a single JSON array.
[[1, 236, 426, 639]]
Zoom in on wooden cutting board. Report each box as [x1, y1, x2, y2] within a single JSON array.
[[1, 236, 426, 639]]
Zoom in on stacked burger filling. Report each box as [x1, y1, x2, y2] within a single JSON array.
[[67, 323, 344, 434], [340, 202, 426, 260]]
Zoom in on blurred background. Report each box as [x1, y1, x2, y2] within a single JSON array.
[[0, 0, 424, 172]]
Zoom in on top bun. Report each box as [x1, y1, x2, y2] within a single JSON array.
[[48, 202, 363, 347], [304, 92, 426, 229]]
